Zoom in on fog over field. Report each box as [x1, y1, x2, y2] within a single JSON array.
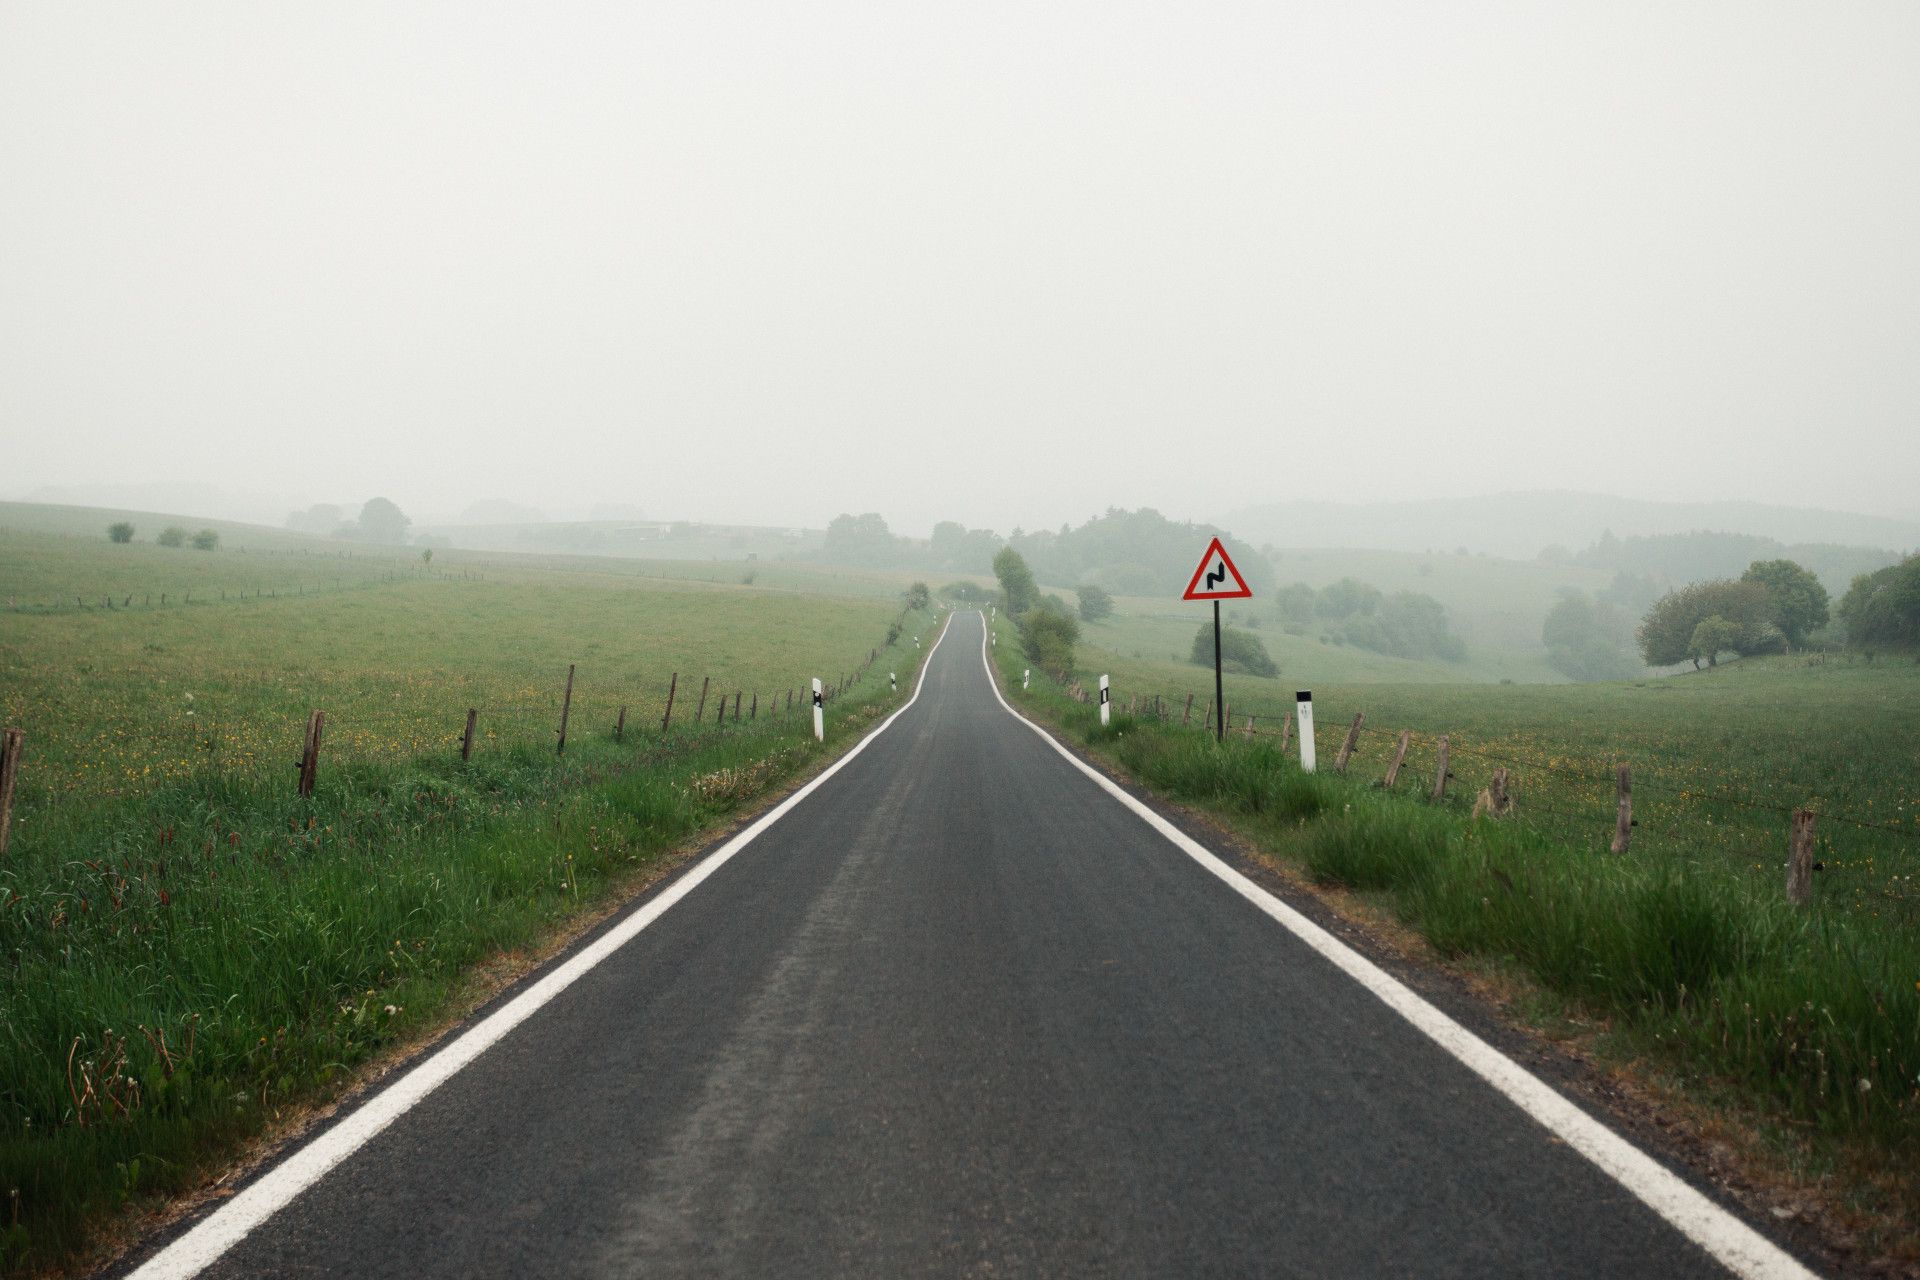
[[3, 2, 1917, 536]]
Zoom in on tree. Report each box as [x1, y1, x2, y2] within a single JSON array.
[[1638, 579, 1777, 668], [1190, 623, 1278, 677], [1541, 592, 1639, 681], [156, 526, 187, 548], [992, 547, 1039, 615], [905, 581, 930, 610], [1838, 555, 1920, 651], [421, 548, 434, 566], [1689, 615, 1741, 667], [1272, 582, 1317, 627], [1741, 559, 1828, 650], [190, 528, 220, 551], [1315, 578, 1381, 619], [107, 522, 134, 543], [1075, 583, 1113, 622], [822, 512, 900, 565], [356, 497, 411, 543]]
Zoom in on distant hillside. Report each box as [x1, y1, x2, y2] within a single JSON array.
[[1221, 491, 1920, 560]]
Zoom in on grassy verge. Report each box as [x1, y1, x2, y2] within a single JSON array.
[[0, 606, 938, 1275], [989, 612, 1919, 1260]]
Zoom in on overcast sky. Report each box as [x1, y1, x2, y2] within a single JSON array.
[[3, 1, 1916, 535]]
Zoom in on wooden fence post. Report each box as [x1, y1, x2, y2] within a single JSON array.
[[661, 673, 678, 731], [750, 693, 758, 721], [1243, 715, 1255, 741], [695, 676, 709, 724], [1786, 809, 1816, 906], [1384, 730, 1410, 788], [298, 711, 324, 797], [1183, 693, 1194, 727], [0, 728, 23, 857], [461, 709, 477, 762], [1203, 700, 1213, 733], [1279, 714, 1291, 754], [556, 664, 575, 755], [1430, 735, 1451, 803], [786, 688, 794, 713], [1610, 765, 1632, 854], [1483, 767, 1511, 817], [1334, 713, 1365, 772], [615, 704, 627, 743], [733, 691, 742, 723]]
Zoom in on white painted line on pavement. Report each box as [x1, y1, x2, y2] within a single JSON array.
[[977, 615, 1814, 1280], [129, 611, 956, 1280]]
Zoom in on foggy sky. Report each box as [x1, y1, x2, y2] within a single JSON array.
[[3, 2, 1917, 536]]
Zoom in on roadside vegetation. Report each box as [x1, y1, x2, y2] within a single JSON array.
[[0, 514, 937, 1273]]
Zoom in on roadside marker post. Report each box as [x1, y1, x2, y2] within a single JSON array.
[[1022, 668, 1029, 690], [1180, 536, 1254, 744], [1099, 675, 1111, 727], [811, 678, 824, 742], [1296, 691, 1317, 772], [890, 672, 897, 693]]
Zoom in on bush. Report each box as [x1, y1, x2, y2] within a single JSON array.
[[1075, 583, 1113, 622], [1838, 555, 1920, 652], [1189, 622, 1278, 677], [1638, 579, 1778, 667], [1020, 602, 1079, 676], [904, 581, 930, 610], [106, 522, 134, 543], [156, 526, 187, 548], [942, 581, 991, 603], [190, 528, 220, 551]]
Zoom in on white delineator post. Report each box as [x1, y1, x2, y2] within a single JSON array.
[[811, 678, 824, 742], [1099, 674, 1111, 727], [1295, 690, 1317, 772], [890, 672, 897, 692], [1022, 668, 1030, 690]]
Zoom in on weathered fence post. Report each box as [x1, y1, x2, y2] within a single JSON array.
[[1384, 730, 1411, 788], [556, 664, 575, 755], [1183, 693, 1194, 727], [1203, 700, 1213, 733], [461, 709, 477, 762], [786, 688, 794, 714], [1243, 715, 1255, 741], [1430, 735, 1451, 803], [733, 691, 742, 723], [1334, 713, 1365, 772], [1479, 767, 1511, 818], [661, 673, 678, 731], [1610, 765, 1632, 854], [695, 676, 709, 724], [1786, 809, 1816, 906], [1279, 713, 1291, 754], [750, 693, 758, 721], [298, 711, 325, 797], [615, 704, 627, 742], [0, 728, 23, 857]]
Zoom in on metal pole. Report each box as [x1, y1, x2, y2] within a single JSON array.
[[1213, 600, 1225, 742]]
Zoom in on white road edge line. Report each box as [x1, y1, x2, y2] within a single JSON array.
[[975, 613, 1815, 1280], [128, 610, 957, 1280]]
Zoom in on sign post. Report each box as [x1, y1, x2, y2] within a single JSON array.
[[811, 678, 824, 742], [1181, 536, 1254, 743], [1099, 674, 1111, 726]]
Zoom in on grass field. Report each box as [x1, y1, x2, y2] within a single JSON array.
[[0, 508, 937, 1273], [991, 609, 1920, 1251]]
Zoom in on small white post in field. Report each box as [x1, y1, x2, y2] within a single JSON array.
[[811, 678, 824, 742], [914, 635, 920, 648], [1022, 668, 1030, 690], [1295, 691, 1317, 772], [889, 671, 897, 692], [1098, 674, 1111, 727]]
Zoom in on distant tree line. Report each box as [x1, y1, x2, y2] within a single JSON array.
[[1557, 528, 1896, 598], [284, 498, 413, 544], [1271, 578, 1466, 663]]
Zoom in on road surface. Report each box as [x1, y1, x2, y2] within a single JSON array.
[[124, 611, 1811, 1278]]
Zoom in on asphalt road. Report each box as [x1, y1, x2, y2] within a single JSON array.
[[125, 611, 1806, 1278]]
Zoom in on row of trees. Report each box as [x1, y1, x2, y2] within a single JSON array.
[[1273, 578, 1466, 662], [106, 522, 219, 550], [992, 547, 1081, 676], [284, 498, 413, 544], [1635, 559, 1829, 668]]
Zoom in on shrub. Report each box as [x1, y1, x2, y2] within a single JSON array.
[[190, 528, 220, 551], [1075, 583, 1113, 622], [1020, 602, 1079, 675], [1838, 555, 1920, 652], [1190, 622, 1278, 677], [106, 522, 134, 543], [905, 581, 930, 610], [156, 526, 187, 548]]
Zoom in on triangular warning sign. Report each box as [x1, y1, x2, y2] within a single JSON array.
[[1181, 536, 1254, 601]]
